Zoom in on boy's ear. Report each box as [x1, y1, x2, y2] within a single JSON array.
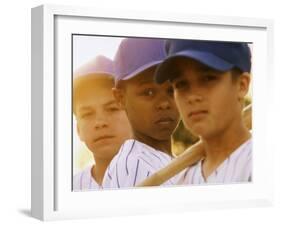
[[237, 72, 251, 100], [112, 87, 126, 110]]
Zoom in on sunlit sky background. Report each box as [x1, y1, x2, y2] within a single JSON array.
[[73, 35, 124, 174], [73, 35, 124, 70]]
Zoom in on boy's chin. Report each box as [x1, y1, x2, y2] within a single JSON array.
[[153, 125, 177, 138], [190, 128, 215, 140], [92, 146, 119, 159], [151, 132, 174, 141]]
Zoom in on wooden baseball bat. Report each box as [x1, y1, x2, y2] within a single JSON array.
[[136, 141, 205, 187], [136, 104, 252, 187]]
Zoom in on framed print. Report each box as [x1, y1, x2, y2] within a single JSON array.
[[31, 4, 274, 221]]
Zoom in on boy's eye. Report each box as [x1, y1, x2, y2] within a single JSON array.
[[80, 112, 93, 119], [141, 89, 155, 97], [174, 80, 188, 90], [107, 106, 119, 112], [203, 74, 218, 81]]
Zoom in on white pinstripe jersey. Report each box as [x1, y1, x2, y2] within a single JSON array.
[[73, 165, 102, 191], [102, 139, 179, 189], [177, 138, 252, 185]]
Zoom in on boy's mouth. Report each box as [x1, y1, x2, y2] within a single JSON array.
[[155, 117, 175, 125], [188, 110, 208, 119], [94, 135, 115, 143]]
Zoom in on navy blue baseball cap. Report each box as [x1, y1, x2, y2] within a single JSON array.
[[114, 38, 167, 82], [74, 55, 115, 78], [155, 39, 251, 84]]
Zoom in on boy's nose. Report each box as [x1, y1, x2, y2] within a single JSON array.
[[157, 99, 171, 110], [94, 117, 108, 129], [187, 94, 203, 105]]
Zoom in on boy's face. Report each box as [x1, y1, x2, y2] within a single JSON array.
[[74, 77, 132, 160], [171, 58, 250, 139], [114, 67, 180, 141]]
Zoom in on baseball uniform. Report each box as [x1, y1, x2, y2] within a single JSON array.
[[102, 139, 181, 189], [73, 165, 102, 191], [177, 138, 252, 184]]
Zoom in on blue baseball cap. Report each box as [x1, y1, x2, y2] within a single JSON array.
[[74, 55, 115, 78], [114, 38, 167, 82], [155, 39, 251, 84]]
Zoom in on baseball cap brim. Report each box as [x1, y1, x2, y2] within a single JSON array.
[[118, 60, 163, 81], [74, 71, 115, 78], [155, 50, 234, 84]]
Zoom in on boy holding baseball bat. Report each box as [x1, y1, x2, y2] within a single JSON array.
[[153, 40, 252, 184]]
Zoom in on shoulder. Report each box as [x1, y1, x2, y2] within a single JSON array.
[[103, 140, 173, 188], [103, 140, 140, 187], [176, 161, 201, 185], [73, 166, 92, 191], [222, 138, 252, 182], [112, 140, 157, 175], [73, 165, 100, 191], [136, 142, 173, 165], [74, 166, 91, 180], [106, 139, 138, 171], [229, 138, 252, 164], [108, 139, 172, 170]]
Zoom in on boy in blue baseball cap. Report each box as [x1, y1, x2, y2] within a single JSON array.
[[155, 39, 252, 184], [102, 38, 204, 189], [73, 55, 132, 190]]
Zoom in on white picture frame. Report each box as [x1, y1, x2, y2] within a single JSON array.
[[31, 4, 274, 221]]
